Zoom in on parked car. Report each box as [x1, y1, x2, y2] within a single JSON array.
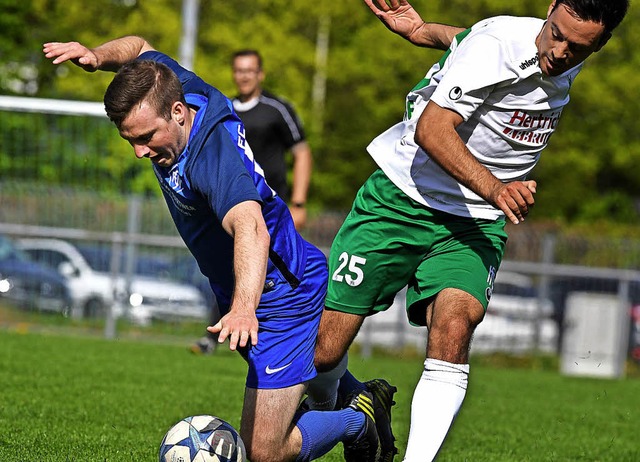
[[17, 238, 208, 326], [0, 234, 72, 315], [172, 254, 220, 327], [472, 271, 558, 353], [169, 254, 217, 308]]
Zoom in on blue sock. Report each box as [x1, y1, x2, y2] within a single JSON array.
[[338, 369, 366, 402], [294, 409, 365, 462]]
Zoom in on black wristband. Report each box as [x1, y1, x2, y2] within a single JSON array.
[[292, 202, 305, 208]]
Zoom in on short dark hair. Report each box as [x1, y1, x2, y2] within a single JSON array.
[[231, 49, 263, 69], [104, 60, 186, 128], [554, 0, 629, 35]]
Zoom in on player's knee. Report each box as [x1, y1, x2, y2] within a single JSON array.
[[313, 338, 343, 372], [314, 327, 351, 371], [245, 445, 266, 462], [430, 290, 484, 337], [243, 422, 299, 462], [245, 439, 289, 462], [428, 317, 478, 362], [314, 310, 364, 371]]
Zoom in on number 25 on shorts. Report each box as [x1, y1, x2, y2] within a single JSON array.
[[331, 252, 367, 287]]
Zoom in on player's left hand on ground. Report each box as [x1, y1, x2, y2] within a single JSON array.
[[493, 180, 536, 225], [43, 41, 99, 72], [207, 310, 259, 351]]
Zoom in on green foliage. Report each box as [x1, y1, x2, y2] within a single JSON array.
[[0, 111, 156, 195], [4, 0, 639, 223]]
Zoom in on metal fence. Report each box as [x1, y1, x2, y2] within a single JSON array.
[[4, 208, 638, 380], [1, 96, 639, 375]]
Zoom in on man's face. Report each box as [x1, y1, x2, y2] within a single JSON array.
[[118, 100, 187, 168], [232, 55, 263, 100], [536, 2, 608, 76]]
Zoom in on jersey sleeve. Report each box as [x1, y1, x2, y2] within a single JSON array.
[[274, 99, 306, 150], [430, 33, 517, 121], [187, 122, 262, 222]]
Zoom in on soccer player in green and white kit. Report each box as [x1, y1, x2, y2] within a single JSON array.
[[315, 0, 629, 460]]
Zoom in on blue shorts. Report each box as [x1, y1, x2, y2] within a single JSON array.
[[242, 242, 327, 389]]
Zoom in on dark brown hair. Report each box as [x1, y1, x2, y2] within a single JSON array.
[[104, 60, 186, 128], [554, 0, 629, 36]]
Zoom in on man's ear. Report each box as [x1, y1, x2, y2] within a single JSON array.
[[172, 101, 186, 124]]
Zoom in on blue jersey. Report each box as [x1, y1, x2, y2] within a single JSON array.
[[139, 51, 308, 313]]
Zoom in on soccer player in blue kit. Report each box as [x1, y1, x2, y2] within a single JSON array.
[[43, 36, 393, 462]]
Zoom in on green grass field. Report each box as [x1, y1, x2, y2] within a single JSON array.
[[0, 323, 638, 461]]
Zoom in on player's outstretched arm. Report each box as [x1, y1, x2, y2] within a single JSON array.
[[208, 201, 268, 351], [364, 0, 465, 50], [43, 36, 154, 72]]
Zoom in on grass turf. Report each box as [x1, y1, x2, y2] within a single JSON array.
[[0, 327, 638, 461]]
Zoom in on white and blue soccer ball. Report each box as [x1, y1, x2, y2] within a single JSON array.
[[159, 415, 246, 462]]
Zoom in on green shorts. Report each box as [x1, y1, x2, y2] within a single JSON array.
[[325, 169, 508, 326]]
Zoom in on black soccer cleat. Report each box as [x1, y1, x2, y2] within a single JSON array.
[[365, 379, 398, 462], [344, 390, 382, 462]]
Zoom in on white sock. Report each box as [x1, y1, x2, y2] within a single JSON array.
[[403, 358, 469, 462], [305, 353, 348, 410]]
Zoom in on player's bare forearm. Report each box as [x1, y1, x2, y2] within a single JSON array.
[[364, 0, 465, 50], [289, 141, 312, 230], [416, 109, 501, 204], [43, 36, 154, 72], [91, 36, 154, 71], [416, 102, 536, 224], [411, 22, 466, 50], [213, 201, 268, 350], [290, 142, 312, 206]]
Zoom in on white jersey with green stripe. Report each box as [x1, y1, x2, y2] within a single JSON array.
[[367, 15, 583, 220]]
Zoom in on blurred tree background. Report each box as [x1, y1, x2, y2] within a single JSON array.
[[2, 0, 639, 228]]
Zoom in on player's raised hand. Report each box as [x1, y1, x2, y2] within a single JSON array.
[[364, 0, 425, 40], [492, 180, 537, 225], [207, 309, 259, 351], [43, 41, 99, 72]]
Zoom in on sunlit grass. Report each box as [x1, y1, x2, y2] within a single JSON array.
[[0, 305, 638, 461]]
